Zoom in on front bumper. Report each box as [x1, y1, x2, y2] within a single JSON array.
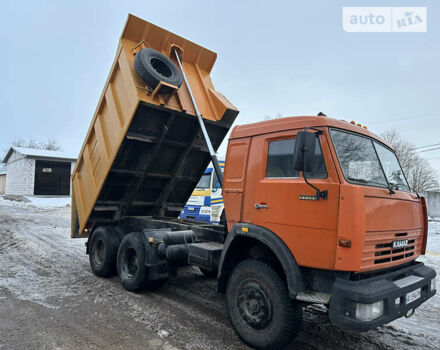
[[180, 205, 211, 222], [329, 262, 436, 331]]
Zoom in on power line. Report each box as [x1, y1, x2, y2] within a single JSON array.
[[383, 123, 440, 133], [368, 114, 438, 125], [411, 142, 440, 150], [415, 146, 440, 153], [392, 123, 440, 131]]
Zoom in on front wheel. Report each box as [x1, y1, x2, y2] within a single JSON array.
[[226, 259, 303, 350]]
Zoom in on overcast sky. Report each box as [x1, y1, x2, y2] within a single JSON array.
[[1, 0, 439, 173]]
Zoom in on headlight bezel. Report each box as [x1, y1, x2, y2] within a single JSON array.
[[355, 300, 384, 321]]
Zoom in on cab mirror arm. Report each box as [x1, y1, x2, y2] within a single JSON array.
[[303, 161, 328, 200], [294, 129, 328, 200]]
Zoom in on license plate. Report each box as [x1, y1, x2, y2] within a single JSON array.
[[187, 207, 195, 211], [406, 288, 421, 304], [392, 239, 409, 249]]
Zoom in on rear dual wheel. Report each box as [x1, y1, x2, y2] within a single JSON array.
[[89, 226, 121, 277], [89, 229, 165, 292], [116, 232, 167, 292], [117, 232, 148, 292]]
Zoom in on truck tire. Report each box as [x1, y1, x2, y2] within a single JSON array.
[[134, 48, 183, 94], [117, 232, 148, 292], [89, 226, 120, 277], [226, 259, 302, 350]]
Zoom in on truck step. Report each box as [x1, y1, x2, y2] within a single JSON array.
[[188, 242, 224, 272]]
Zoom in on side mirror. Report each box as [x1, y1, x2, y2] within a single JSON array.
[[293, 131, 317, 172]]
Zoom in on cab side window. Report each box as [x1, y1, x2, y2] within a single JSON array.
[[266, 137, 327, 178], [266, 139, 299, 178]]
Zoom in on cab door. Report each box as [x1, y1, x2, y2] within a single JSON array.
[[250, 129, 340, 270]]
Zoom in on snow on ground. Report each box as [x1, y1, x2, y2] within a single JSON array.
[[25, 196, 71, 207], [426, 220, 440, 254], [0, 195, 71, 208], [0, 202, 439, 349], [0, 204, 179, 349], [384, 220, 440, 346], [0, 205, 84, 308]]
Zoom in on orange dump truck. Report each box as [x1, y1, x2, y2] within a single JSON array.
[[72, 14, 436, 350]]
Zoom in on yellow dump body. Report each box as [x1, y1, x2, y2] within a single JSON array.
[[71, 14, 238, 238]]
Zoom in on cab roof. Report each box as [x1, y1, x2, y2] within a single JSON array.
[[229, 116, 391, 149]]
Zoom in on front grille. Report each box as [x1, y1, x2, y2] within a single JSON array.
[[361, 229, 422, 271], [374, 239, 415, 264]]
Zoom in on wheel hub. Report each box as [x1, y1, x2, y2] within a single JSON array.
[[92, 239, 105, 266], [123, 248, 139, 279], [237, 280, 273, 330]]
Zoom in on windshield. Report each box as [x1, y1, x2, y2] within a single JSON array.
[[196, 173, 211, 189], [330, 129, 410, 191], [374, 142, 410, 191]]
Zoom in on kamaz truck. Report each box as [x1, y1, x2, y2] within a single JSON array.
[[180, 158, 225, 223], [71, 14, 436, 350]]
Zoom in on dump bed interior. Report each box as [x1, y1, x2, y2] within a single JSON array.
[[95, 103, 235, 218], [71, 15, 238, 237]]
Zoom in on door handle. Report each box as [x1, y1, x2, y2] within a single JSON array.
[[254, 203, 268, 209]]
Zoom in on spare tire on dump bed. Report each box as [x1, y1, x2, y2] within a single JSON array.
[[134, 48, 183, 94]]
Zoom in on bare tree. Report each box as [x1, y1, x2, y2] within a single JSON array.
[[42, 139, 61, 151], [2, 138, 63, 161], [10, 137, 26, 148], [9, 138, 61, 151], [381, 130, 439, 192], [26, 138, 40, 149]]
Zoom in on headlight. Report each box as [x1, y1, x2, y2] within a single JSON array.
[[355, 301, 384, 321], [431, 277, 436, 291]]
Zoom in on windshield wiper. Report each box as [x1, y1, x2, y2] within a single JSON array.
[[347, 177, 368, 183], [348, 177, 391, 188], [388, 182, 400, 190]]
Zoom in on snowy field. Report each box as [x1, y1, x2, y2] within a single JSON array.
[[0, 196, 439, 349]]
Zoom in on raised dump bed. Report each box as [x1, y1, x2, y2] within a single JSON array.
[[71, 14, 238, 238]]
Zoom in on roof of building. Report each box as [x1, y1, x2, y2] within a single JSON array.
[[2, 146, 78, 163]]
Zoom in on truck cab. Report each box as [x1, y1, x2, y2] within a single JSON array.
[[180, 159, 225, 223], [218, 115, 435, 344]]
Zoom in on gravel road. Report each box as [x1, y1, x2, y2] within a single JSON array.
[[0, 198, 439, 349]]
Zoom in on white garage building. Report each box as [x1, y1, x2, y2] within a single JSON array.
[[2, 147, 77, 196], [0, 167, 5, 194]]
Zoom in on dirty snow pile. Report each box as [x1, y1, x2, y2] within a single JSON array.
[[0, 195, 71, 207]]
